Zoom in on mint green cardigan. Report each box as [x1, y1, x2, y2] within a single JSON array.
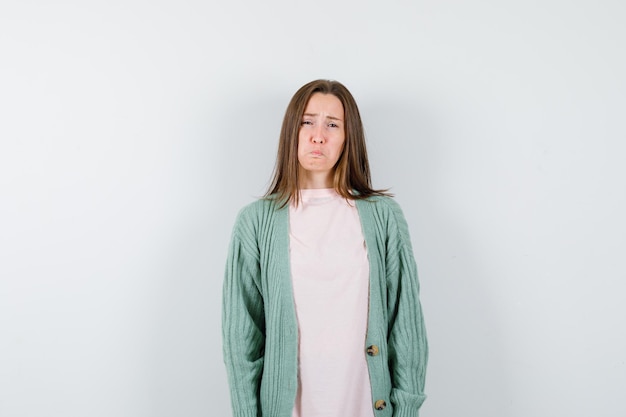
[[222, 196, 427, 417]]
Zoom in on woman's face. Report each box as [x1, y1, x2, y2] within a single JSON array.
[[297, 93, 346, 184]]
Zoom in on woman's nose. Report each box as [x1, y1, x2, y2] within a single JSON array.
[[312, 127, 325, 143]]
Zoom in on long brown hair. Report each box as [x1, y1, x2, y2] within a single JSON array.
[[265, 79, 390, 207]]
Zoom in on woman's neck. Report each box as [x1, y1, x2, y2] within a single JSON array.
[[299, 170, 333, 189]]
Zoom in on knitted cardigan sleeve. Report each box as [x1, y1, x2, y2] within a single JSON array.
[[383, 199, 428, 417], [222, 206, 265, 417]]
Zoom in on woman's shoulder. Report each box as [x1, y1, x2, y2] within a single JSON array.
[[234, 196, 285, 226], [230, 197, 287, 250], [357, 195, 413, 241]]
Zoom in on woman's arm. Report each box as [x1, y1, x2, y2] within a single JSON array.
[[222, 211, 265, 417], [385, 201, 428, 417]]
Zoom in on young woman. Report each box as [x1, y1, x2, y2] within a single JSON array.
[[223, 80, 427, 417]]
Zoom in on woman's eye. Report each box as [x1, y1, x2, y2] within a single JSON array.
[[301, 120, 313, 125], [329, 123, 338, 128]]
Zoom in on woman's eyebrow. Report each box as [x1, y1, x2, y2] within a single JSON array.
[[302, 112, 343, 121]]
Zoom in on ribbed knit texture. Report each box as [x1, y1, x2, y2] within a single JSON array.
[[223, 196, 427, 417]]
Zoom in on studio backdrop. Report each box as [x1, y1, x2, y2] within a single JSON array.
[[1, 1, 625, 416]]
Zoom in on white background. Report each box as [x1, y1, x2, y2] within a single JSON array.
[[1, 1, 625, 416]]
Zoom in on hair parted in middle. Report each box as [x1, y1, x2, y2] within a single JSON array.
[[265, 79, 390, 207]]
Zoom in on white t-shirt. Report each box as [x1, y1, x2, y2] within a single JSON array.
[[289, 188, 374, 417]]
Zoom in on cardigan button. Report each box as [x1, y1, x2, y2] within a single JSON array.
[[374, 399, 387, 410], [366, 345, 379, 356]]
